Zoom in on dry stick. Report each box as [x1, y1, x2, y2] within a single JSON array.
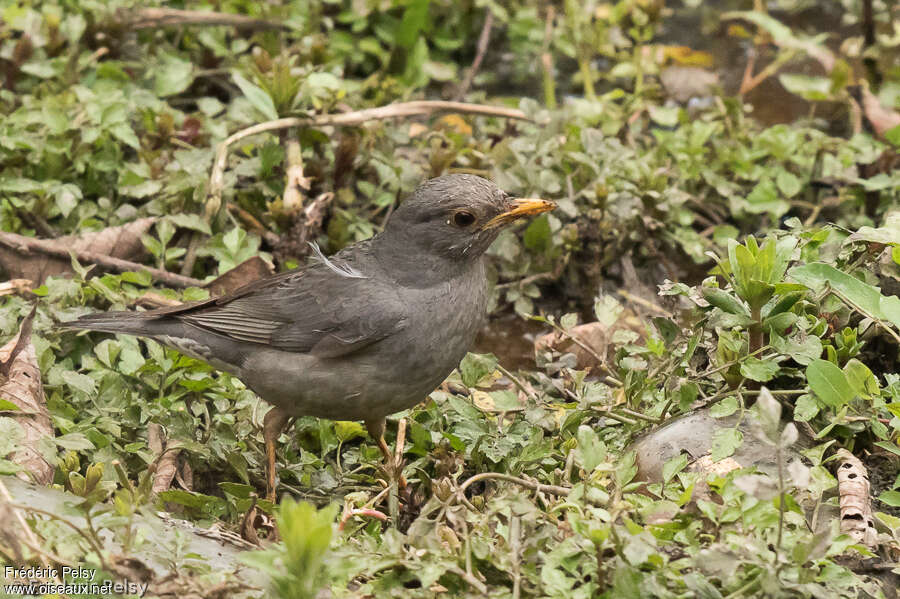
[[454, 11, 494, 101], [510, 515, 523, 599], [447, 565, 489, 595], [457, 472, 571, 501], [541, 6, 557, 109], [206, 101, 530, 217], [127, 7, 287, 30], [546, 319, 621, 385], [394, 418, 407, 465], [826, 285, 900, 345], [227, 204, 280, 246], [495, 271, 557, 290], [180, 232, 202, 277], [616, 289, 673, 317], [496, 363, 538, 402], [0, 231, 205, 289]]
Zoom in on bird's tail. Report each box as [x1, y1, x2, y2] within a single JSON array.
[[62, 311, 163, 336]]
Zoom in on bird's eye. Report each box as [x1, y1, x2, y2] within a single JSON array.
[[452, 211, 476, 227]]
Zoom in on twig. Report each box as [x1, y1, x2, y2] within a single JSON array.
[[282, 139, 309, 216], [616, 289, 673, 317], [454, 11, 494, 101], [541, 6, 557, 109], [394, 418, 407, 464], [495, 271, 557, 290], [337, 507, 388, 532], [226, 204, 279, 246], [179, 232, 202, 277], [591, 406, 638, 426], [124, 7, 287, 30], [206, 101, 529, 218], [510, 514, 522, 599], [546, 319, 620, 383], [825, 285, 900, 345], [0, 231, 205, 288], [0, 479, 58, 579], [496, 364, 538, 402], [447, 565, 488, 595], [457, 472, 571, 500], [5, 502, 111, 573]]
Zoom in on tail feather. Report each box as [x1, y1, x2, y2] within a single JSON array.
[[62, 311, 164, 336]]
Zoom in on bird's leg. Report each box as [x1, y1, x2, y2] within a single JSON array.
[[365, 418, 407, 490], [263, 407, 291, 503]]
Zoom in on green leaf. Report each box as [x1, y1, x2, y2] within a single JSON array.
[[577, 425, 606, 472], [395, 0, 430, 49], [154, 54, 194, 97], [885, 124, 900, 148], [459, 353, 498, 387], [55, 433, 95, 451], [793, 394, 819, 422], [166, 213, 212, 236], [789, 263, 900, 330], [701, 287, 749, 316], [233, 72, 279, 120], [740, 357, 779, 382], [710, 428, 743, 462], [806, 359, 855, 408], [0, 418, 25, 456], [775, 170, 802, 197], [877, 490, 900, 507], [523, 214, 552, 252], [334, 421, 366, 442], [710, 396, 738, 418], [778, 74, 831, 100], [61, 371, 96, 396], [662, 453, 689, 483], [0, 399, 21, 412]]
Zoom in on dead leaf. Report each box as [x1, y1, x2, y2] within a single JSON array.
[[149, 423, 179, 494], [436, 114, 473, 136], [660, 66, 719, 103], [409, 122, 429, 138], [0, 279, 32, 297], [857, 83, 900, 140], [0, 307, 54, 485], [535, 313, 645, 371], [205, 256, 274, 296], [835, 449, 878, 548], [0, 217, 156, 285]]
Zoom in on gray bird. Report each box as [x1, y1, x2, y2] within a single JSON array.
[[66, 174, 555, 500]]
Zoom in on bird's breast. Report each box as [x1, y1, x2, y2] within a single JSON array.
[[383, 261, 488, 387]]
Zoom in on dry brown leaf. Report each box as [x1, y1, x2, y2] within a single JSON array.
[[660, 66, 719, 103], [835, 449, 878, 548], [205, 256, 274, 297], [858, 84, 900, 140], [148, 422, 180, 494], [0, 279, 32, 297], [535, 313, 645, 371], [0, 308, 54, 485], [0, 217, 156, 285]]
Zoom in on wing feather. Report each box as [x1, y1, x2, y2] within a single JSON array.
[[169, 244, 407, 358]]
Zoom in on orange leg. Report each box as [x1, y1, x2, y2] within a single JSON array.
[[365, 418, 407, 489], [263, 407, 291, 503]]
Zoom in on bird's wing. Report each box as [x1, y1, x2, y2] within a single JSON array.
[[162, 250, 408, 358]]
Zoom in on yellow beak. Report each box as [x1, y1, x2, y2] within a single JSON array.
[[481, 198, 556, 230]]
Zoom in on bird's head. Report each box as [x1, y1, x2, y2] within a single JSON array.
[[384, 174, 556, 261]]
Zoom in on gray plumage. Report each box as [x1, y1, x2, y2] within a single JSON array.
[[65, 174, 555, 423]]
